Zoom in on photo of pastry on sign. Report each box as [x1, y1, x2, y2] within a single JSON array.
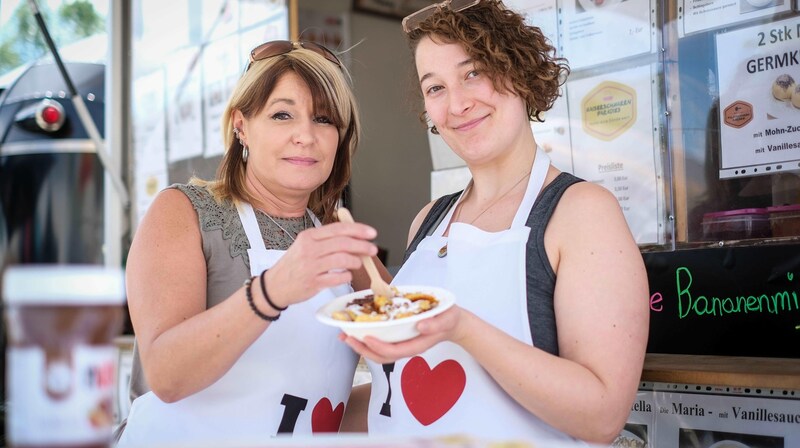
[[771, 73, 800, 108], [741, 0, 783, 13], [743, 71, 800, 127]]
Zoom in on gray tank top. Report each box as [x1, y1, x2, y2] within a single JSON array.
[[126, 183, 308, 403], [403, 172, 583, 356]]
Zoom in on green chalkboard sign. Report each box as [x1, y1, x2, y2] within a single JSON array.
[[644, 243, 800, 358]]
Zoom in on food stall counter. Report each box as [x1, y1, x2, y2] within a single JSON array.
[[642, 354, 800, 390]]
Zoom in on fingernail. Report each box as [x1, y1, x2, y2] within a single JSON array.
[[366, 226, 377, 238]]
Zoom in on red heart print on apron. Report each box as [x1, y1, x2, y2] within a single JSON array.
[[401, 356, 466, 425], [311, 398, 345, 433]]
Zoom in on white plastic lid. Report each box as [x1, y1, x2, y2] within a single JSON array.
[[2, 264, 126, 305]]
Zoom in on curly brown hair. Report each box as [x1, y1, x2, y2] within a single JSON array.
[[406, 0, 569, 123]]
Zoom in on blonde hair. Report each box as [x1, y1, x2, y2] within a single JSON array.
[[193, 46, 360, 224]]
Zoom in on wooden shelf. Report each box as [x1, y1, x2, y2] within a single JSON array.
[[642, 354, 800, 390]]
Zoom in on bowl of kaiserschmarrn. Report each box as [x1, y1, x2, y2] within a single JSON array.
[[316, 285, 455, 343]]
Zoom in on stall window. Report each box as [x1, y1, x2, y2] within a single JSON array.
[[500, 0, 800, 252]]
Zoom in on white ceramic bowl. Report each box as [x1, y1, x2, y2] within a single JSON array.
[[316, 285, 456, 343]]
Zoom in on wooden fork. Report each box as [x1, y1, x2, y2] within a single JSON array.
[[336, 207, 394, 297]]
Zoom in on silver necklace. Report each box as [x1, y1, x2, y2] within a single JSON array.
[[264, 211, 308, 242], [438, 171, 530, 258]]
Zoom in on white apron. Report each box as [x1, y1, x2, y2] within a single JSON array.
[[118, 203, 358, 447], [367, 148, 579, 443]]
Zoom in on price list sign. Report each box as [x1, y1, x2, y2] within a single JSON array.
[[717, 17, 800, 178]]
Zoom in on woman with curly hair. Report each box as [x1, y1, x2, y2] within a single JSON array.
[[341, 1, 648, 443]]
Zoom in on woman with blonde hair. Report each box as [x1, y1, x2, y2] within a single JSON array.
[[117, 41, 387, 445]]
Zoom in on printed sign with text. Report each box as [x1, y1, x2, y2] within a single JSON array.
[[717, 17, 800, 178]]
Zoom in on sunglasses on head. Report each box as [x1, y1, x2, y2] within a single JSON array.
[[402, 0, 481, 34], [246, 40, 342, 72]]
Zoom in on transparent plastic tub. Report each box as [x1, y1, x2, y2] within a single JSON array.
[[767, 204, 800, 237], [701, 208, 771, 240]]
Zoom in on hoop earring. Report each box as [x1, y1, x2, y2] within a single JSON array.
[[430, 125, 439, 135], [233, 127, 248, 163]]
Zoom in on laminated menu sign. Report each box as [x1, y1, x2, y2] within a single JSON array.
[[617, 390, 655, 447], [504, 0, 558, 48], [504, 0, 574, 173], [202, 34, 240, 158], [651, 391, 799, 446], [165, 46, 204, 163], [132, 70, 168, 224], [533, 95, 575, 173], [560, 0, 653, 70], [716, 17, 800, 179], [567, 64, 661, 244], [680, 0, 791, 37]]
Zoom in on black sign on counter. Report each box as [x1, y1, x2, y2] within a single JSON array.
[[644, 243, 800, 358]]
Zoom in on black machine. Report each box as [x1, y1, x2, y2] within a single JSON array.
[[0, 61, 107, 269]]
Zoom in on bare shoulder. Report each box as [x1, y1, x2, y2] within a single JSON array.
[[126, 188, 207, 317], [545, 179, 643, 275], [135, 188, 201, 236], [144, 187, 197, 222], [406, 199, 439, 248], [128, 188, 202, 263], [560, 180, 621, 213], [551, 180, 630, 236]]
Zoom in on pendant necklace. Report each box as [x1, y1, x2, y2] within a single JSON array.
[[264, 211, 308, 243], [438, 171, 531, 258]]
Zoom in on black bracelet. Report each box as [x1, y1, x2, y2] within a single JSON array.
[[245, 276, 280, 322], [259, 269, 288, 312]]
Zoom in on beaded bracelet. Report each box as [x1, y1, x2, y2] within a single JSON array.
[[245, 276, 280, 322], [259, 269, 288, 312]]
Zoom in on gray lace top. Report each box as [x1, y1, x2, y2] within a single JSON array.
[[126, 183, 312, 405]]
